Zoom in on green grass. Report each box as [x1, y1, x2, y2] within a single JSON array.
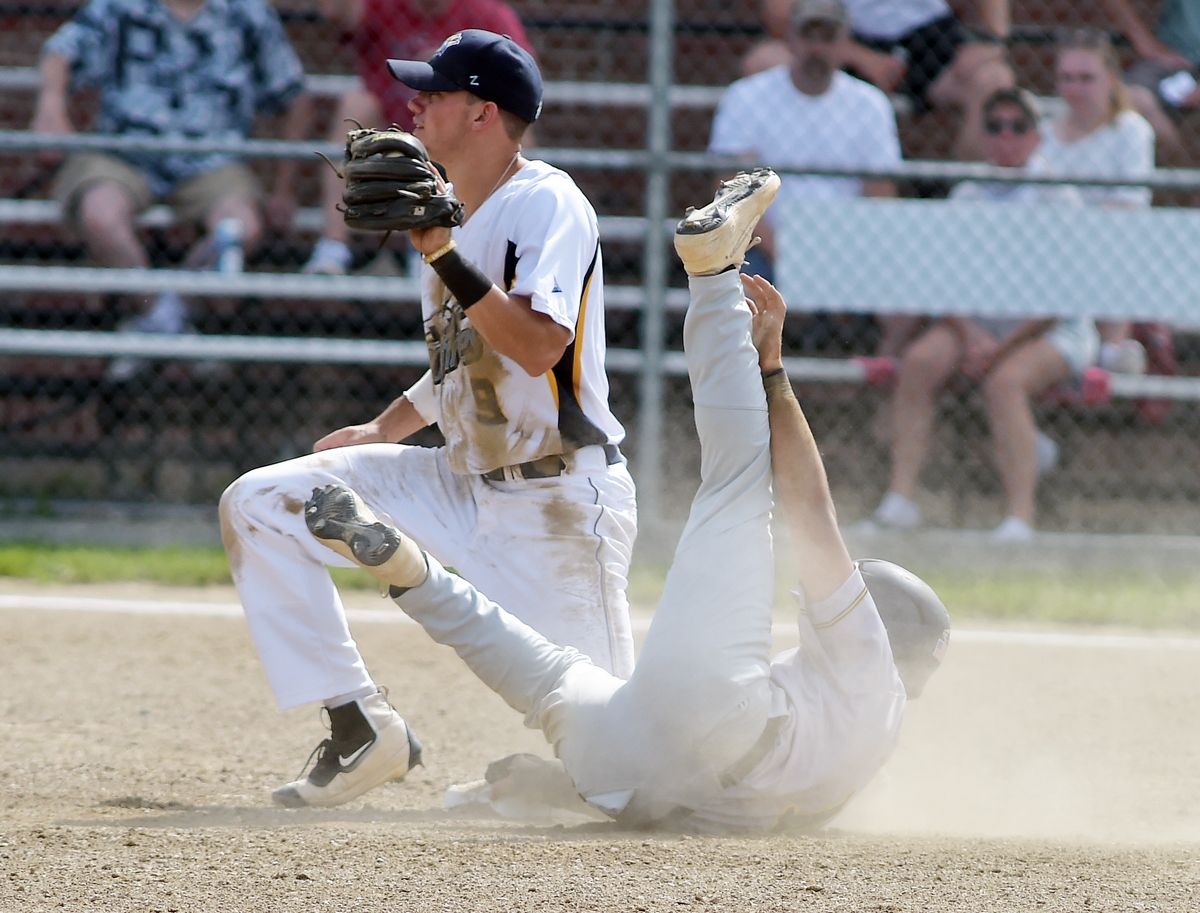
[[2, 543, 1199, 631], [0, 542, 376, 590], [631, 556, 1200, 631]]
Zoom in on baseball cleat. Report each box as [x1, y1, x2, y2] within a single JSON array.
[[305, 483, 428, 589], [673, 168, 781, 276], [273, 689, 423, 808]]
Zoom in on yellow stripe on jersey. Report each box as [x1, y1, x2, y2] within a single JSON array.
[[546, 370, 560, 408]]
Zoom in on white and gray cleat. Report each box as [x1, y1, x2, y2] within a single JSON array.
[[673, 168, 781, 276], [273, 689, 423, 808]]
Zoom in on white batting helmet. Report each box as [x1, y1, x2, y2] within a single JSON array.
[[856, 558, 950, 699]]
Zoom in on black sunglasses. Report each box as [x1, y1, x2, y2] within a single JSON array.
[[984, 118, 1033, 136]]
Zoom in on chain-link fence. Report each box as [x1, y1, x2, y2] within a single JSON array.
[[1, 0, 1199, 537]]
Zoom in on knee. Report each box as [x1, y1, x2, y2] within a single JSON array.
[[330, 90, 382, 137], [219, 474, 252, 531], [212, 198, 263, 249], [77, 183, 134, 237], [897, 349, 946, 398], [983, 364, 1026, 406]]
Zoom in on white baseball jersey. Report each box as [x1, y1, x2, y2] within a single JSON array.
[[413, 159, 624, 476]]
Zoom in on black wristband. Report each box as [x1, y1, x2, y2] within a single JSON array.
[[430, 247, 494, 310]]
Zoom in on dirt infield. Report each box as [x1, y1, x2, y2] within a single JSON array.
[[3, 581, 1200, 912]]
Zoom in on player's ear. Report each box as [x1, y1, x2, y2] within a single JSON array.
[[473, 100, 501, 130]]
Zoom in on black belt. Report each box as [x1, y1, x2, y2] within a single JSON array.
[[481, 443, 621, 483]]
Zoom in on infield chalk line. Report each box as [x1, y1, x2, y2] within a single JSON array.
[[3, 592, 1200, 652]]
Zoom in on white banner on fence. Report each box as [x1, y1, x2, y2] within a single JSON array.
[[776, 199, 1200, 328]]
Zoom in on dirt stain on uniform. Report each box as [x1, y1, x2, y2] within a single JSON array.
[[278, 494, 305, 515]]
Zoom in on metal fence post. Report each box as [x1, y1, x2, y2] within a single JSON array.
[[638, 0, 674, 529]]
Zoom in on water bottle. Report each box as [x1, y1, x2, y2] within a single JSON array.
[[212, 217, 245, 273]]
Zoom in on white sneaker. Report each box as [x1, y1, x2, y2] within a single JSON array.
[[1034, 430, 1059, 476], [1100, 339, 1147, 375], [872, 491, 921, 530], [302, 237, 352, 275], [273, 689, 422, 808], [991, 515, 1035, 542], [104, 293, 190, 383], [673, 169, 781, 276], [304, 483, 428, 590]]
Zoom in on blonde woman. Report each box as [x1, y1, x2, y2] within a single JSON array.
[[1041, 29, 1160, 375]]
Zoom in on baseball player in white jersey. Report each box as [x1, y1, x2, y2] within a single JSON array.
[[218, 30, 637, 808], [301, 169, 951, 832]]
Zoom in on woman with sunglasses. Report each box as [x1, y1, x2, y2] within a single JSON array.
[[1040, 29, 1159, 378], [865, 88, 1099, 542]]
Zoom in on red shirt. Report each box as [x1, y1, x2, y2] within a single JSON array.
[[354, 0, 535, 129]]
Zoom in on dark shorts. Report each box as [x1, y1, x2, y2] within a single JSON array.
[[852, 14, 970, 109]]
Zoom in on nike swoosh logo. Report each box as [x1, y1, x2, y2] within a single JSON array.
[[338, 741, 373, 769]]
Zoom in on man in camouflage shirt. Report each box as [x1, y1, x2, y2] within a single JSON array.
[[33, 0, 311, 370]]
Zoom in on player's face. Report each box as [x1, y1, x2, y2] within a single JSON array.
[[981, 102, 1039, 168], [1056, 49, 1113, 118], [408, 90, 480, 160], [789, 20, 848, 79]]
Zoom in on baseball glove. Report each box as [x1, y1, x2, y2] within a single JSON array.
[[337, 127, 465, 232]]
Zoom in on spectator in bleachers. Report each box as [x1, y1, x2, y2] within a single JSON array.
[[1099, 0, 1200, 162], [710, 0, 918, 358], [742, 0, 797, 77], [865, 88, 1099, 542], [840, 0, 1014, 160], [32, 0, 311, 377], [302, 0, 533, 275], [1041, 29, 1167, 379]]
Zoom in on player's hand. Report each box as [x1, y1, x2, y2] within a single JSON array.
[[313, 422, 390, 452], [742, 273, 786, 372], [408, 161, 454, 255]]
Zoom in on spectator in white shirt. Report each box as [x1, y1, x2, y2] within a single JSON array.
[[711, 0, 918, 357]]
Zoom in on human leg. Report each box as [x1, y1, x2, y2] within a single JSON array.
[[171, 163, 265, 267], [305, 90, 384, 274], [983, 337, 1071, 529], [878, 323, 961, 518], [219, 443, 478, 710]]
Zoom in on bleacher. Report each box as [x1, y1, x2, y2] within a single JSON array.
[[2, 0, 1200, 531]]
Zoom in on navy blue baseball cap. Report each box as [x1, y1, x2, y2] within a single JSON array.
[[387, 29, 543, 124]]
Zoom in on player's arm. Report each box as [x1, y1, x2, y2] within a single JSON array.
[[312, 380, 432, 451], [409, 226, 572, 378], [744, 274, 855, 604]]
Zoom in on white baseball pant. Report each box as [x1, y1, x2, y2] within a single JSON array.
[[220, 441, 636, 710], [392, 270, 777, 820]]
